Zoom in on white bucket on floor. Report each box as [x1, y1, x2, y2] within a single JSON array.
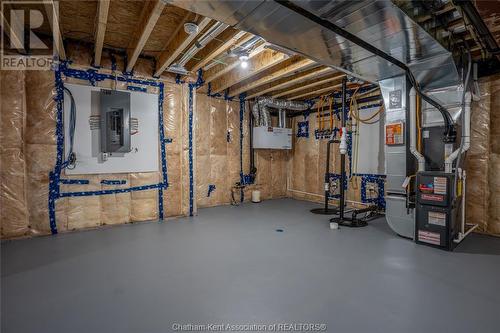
[[251, 190, 261, 203]]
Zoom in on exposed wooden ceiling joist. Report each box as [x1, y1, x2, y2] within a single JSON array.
[[203, 42, 266, 84], [272, 72, 345, 98], [93, 0, 110, 67], [289, 81, 348, 100], [228, 57, 315, 97], [245, 66, 334, 99], [45, 0, 66, 60], [154, 16, 211, 77], [188, 28, 243, 73], [126, 0, 166, 72], [210, 49, 289, 94]]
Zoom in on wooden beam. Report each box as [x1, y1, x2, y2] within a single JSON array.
[[228, 57, 315, 97], [203, 41, 265, 84], [272, 72, 345, 98], [189, 28, 243, 73], [126, 0, 166, 72], [93, 0, 110, 67], [246, 66, 334, 99], [210, 49, 289, 94], [154, 16, 211, 77], [44, 0, 66, 60], [289, 81, 347, 100]]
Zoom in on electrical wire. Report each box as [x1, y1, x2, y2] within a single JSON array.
[[63, 87, 77, 169], [453, 41, 473, 197], [349, 86, 384, 124]]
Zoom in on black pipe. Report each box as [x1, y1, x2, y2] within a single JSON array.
[[351, 206, 378, 221], [249, 103, 256, 182], [324, 138, 340, 212], [274, 0, 456, 142], [339, 77, 347, 220], [325, 140, 331, 211], [453, 0, 500, 55]]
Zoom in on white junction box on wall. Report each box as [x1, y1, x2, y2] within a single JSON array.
[[63, 83, 159, 175], [253, 126, 292, 149]]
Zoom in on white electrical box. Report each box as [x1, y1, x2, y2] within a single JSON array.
[[253, 126, 292, 149], [63, 83, 159, 175]]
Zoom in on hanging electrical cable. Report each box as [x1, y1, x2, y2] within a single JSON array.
[[63, 87, 77, 169], [349, 86, 384, 124]]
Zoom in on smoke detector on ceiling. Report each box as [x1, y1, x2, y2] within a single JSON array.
[[184, 22, 199, 35]]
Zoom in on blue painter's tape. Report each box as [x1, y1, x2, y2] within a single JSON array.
[[60, 179, 90, 185], [48, 61, 168, 234], [127, 85, 147, 92], [158, 187, 164, 220], [157, 81, 168, 220], [355, 173, 386, 209], [297, 121, 309, 138], [207, 184, 216, 197], [239, 93, 246, 202], [187, 72, 205, 216], [60, 183, 163, 198], [100, 179, 127, 185], [188, 84, 195, 216], [207, 82, 222, 98]]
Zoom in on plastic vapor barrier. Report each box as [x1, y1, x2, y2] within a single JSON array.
[[1, 71, 29, 237], [0, 44, 189, 238], [195, 95, 288, 208], [466, 78, 491, 233], [289, 110, 370, 206]]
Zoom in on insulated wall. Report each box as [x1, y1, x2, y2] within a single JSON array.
[[0, 47, 190, 238], [194, 95, 288, 209], [287, 107, 384, 206], [466, 74, 500, 236], [0, 44, 287, 239], [0, 71, 29, 237]]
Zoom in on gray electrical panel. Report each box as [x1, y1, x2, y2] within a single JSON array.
[[100, 89, 131, 154]]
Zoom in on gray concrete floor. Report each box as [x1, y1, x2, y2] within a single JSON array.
[[2, 198, 500, 333]]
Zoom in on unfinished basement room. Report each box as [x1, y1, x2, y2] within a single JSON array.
[[1, 0, 500, 332]]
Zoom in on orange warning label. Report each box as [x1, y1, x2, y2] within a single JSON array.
[[385, 122, 404, 145]]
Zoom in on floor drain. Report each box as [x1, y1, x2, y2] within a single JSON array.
[[276, 229, 284, 232]]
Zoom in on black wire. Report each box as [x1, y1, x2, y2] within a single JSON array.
[[274, 0, 457, 142], [63, 87, 77, 169]]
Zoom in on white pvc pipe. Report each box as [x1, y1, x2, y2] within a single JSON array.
[[445, 92, 471, 173], [409, 88, 425, 171], [462, 170, 466, 235]]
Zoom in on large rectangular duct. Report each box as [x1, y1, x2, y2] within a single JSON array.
[[169, 0, 460, 91]]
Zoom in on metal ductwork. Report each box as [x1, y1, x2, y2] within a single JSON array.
[[167, 21, 229, 75], [204, 35, 262, 70], [252, 97, 309, 127], [168, 0, 460, 91]]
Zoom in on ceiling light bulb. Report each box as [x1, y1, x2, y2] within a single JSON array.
[[239, 55, 249, 68]]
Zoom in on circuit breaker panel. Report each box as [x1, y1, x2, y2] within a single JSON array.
[[100, 90, 131, 154], [63, 83, 159, 175]]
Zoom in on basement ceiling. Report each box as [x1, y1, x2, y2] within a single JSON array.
[[3, 0, 497, 101]]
